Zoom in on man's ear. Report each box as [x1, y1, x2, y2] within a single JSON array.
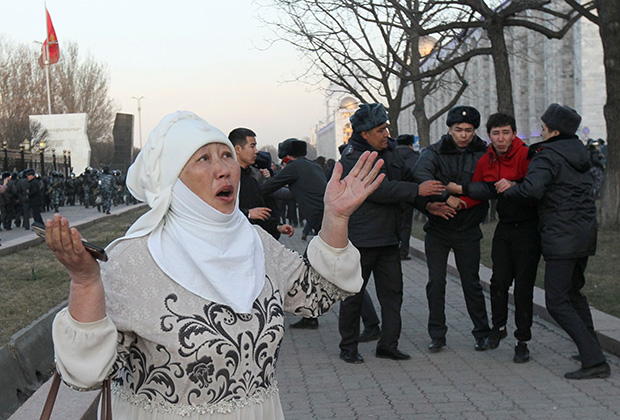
[[234, 144, 243, 154], [361, 131, 369, 140]]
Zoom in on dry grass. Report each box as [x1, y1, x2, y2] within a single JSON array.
[[410, 210, 620, 319], [0, 206, 148, 347]]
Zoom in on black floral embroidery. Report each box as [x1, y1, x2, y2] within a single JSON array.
[[286, 263, 340, 317], [187, 356, 215, 388], [115, 342, 184, 404], [159, 277, 285, 405]]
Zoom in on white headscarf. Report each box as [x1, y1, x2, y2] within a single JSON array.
[[108, 111, 265, 314]]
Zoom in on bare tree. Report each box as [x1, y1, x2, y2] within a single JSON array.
[[262, 0, 483, 142], [0, 37, 118, 159], [53, 42, 118, 144], [564, 0, 619, 228], [388, 0, 584, 116]]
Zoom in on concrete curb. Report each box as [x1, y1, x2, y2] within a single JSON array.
[[0, 204, 147, 420], [408, 236, 620, 358]]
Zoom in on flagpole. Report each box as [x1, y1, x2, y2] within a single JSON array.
[[44, 5, 52, 114]]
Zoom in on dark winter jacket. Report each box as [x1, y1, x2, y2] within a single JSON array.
[[395, 145, 420, 169], [260, 157, 326, 231], [239, 166, 281, 239], [339, 132, 422, 248], [462, 137, 538, 224], [503, 133, 596, 259], [413, 134, 488, 239]]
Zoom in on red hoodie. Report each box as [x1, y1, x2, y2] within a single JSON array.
[[461, 136, 531, 210]]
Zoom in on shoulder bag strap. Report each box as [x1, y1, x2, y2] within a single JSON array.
[[39, 372, 62, 420], [39, 372, 113, 420]]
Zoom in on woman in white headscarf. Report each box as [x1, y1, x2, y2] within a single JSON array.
[[47, 111, 384, 420]]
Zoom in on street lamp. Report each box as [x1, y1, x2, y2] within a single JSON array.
[[39, 140, 47, 175], [19, 144, 25, 171], [52, 148, 57, 171], [67, 150, 72, 174], [63, 150, 68, 177], [3, 141, 7, 172], [132, 96, 144, 150]]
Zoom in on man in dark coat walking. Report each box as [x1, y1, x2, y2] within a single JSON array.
[[503, 104, 610, 379]]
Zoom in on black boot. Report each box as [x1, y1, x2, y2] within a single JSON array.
[[289, 317, 319, 329]]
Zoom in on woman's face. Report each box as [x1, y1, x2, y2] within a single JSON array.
[[179, 143, 240, 214]]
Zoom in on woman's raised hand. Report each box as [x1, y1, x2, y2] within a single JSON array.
[[324, 151, 385, 219]]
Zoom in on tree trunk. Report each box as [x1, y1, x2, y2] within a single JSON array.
[[596, 0, 620, 229], [388, 107, 400, 138], [486, 20, 515, 116], [412, 79, 432, 148]]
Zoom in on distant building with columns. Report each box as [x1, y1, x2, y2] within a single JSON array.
[[397, 14, 605, 144], [311, 96, 359, 160]]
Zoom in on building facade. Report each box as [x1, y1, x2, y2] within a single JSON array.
[[397, 15, 605, 144]]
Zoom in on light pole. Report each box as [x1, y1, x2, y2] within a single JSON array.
[[132, 96, 144, 150], [39, 141, 47, 175], [3, 141, 8, 172]]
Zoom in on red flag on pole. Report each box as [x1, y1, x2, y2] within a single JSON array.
[[38, 8, 59, 67]]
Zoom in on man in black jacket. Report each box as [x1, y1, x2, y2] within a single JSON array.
[[228, 127, 293, 240], [503, 104, 610, 379], [337, 103, 447, 363], [413, 105, 491, 353]]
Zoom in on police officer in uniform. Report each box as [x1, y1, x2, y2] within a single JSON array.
[[337, 103, 447, 363]]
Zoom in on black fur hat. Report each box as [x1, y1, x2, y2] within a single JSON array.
[[541, 103, 581, 135], [446, 106, 480, 129], [350, 103, 389, 132], [278, 138, 307, 159]]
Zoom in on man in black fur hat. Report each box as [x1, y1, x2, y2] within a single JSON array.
[[413, 105, 491, 353], [337, 103, 446, 363], [503, 104, 610, 380], [260, 137, 329, 329]]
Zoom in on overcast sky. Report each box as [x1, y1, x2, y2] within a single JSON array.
[[0, 0, 329, 148]]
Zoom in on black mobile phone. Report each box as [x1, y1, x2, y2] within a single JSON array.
[[31, 221, 109, 262]]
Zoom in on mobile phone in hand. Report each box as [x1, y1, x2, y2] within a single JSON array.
[[31, 221, 109, 262]]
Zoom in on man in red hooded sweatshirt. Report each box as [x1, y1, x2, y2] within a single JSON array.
[[446, 113, 541, 364]]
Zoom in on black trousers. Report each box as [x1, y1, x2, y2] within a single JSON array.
[[425, 232, 490, 340], [545, 257, 606, 368], [399, 204, 414, 258], [23, 200, 43, 229], [490, 220, 541, 341], [339, 245, 402, 351]]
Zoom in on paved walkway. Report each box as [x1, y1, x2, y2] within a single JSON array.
[[277, 232, 620, 420], [4, 210, 620, 419], [0, 202, 145, 256]]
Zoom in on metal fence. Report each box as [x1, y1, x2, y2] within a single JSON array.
[[1, 143, 73, 176]]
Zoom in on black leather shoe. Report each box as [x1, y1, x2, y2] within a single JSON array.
[[400, 255, 412, 261], [289, 317, 318, 329], [486, 327, 507, 349], [513, 341, 530, 363], [340, 349, 364, 364], [475, 337, 488, 351], [376, 347, 411, 360], [564, 362, 610, 379], [358, 325, 381, 343], [428, 338, 446, 352]]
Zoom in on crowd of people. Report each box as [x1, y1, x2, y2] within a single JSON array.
[[0, 165, 137, 234], [40, 102, 610, 420]]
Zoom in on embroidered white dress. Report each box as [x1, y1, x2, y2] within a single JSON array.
[[53, 227, 361, 420]]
